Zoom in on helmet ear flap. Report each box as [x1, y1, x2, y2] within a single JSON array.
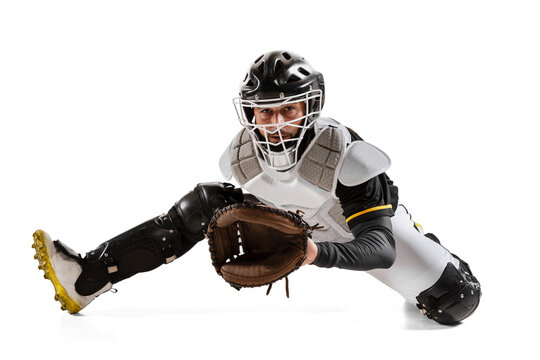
[[242, 107, 255, 123], [307, 99, 320, 122], [317, 74, 325, 109]]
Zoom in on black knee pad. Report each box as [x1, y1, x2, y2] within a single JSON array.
[[172, 182, 244, 242], [416, 260, 481, 325]]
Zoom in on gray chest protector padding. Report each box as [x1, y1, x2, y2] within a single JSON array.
[[229, 127, 344, 193], [298, 127, 343, 192], [328, 201, 351, 233], [230, 129, 263, 186], [228, 125, 390, 194]]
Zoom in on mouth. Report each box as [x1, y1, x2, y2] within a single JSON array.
[[268, 134, 289, 143]]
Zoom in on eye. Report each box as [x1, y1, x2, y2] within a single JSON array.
[[284, 106, 295, 112]]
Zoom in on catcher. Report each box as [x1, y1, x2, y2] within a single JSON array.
[[32, 50, 481, 324]]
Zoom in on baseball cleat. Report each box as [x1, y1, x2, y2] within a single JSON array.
[[32, 229, 111, 314]]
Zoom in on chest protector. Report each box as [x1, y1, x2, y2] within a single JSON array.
[[219, 118, 391, 244]]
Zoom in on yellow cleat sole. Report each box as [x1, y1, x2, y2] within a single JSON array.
[[32, 230, 82, 314]]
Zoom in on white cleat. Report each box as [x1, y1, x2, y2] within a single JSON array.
[[32, 229, 112, 314]]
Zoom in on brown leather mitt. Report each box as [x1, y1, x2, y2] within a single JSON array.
[[207, 202, 312, 296]]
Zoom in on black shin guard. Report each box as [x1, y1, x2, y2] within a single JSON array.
[[75, 211, 196, 296], [74, 182, 243, 296]]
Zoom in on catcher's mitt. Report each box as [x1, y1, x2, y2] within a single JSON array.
[[207, 202, 314, 297]]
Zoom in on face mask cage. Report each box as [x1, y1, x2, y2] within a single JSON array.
[[233, 90, 323, 171]]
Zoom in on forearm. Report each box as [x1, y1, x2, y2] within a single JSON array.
[[312, 217, 396, 271]]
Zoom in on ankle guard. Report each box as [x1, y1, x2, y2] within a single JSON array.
[[416, 259, 481, 325]]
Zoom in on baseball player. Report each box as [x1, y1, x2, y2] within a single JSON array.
[[33, 50, 481, 324]]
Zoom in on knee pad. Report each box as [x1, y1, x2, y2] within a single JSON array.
[[416, 260, 481, 325], [172, 182, 244, 242]]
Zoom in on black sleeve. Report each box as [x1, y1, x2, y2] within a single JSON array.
[[312, 175, 396, 271]]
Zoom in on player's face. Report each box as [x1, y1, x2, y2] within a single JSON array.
[[253, 102, 306, 143]]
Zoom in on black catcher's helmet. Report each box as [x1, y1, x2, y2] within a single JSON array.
[[240, 50, 325, 110], [233, 51, 325, 170]]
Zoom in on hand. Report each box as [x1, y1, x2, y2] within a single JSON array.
[[302, 238, 318, 266]]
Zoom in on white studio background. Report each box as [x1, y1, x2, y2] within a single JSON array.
[[1, 1, 538, 359]]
